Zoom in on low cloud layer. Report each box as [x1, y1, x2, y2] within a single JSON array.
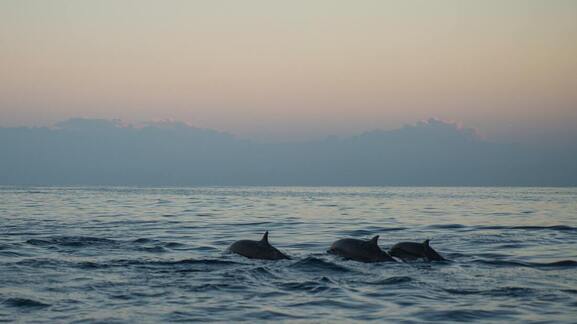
[[1, 118, 575, 186]]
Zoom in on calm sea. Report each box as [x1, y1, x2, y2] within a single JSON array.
[[1, 187, 576, 323]]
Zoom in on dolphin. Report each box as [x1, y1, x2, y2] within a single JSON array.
[[389, 239, 445, 261], [327, 235, 395, 262], [228, 231, 290, 260]]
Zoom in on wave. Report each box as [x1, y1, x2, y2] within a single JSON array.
[[2, 232, 45, 236], [1, 298, 50, 308], [132, 238, 184, 247], [1, 243, 15, 250], [24, 190, 48, 194], [338, 227, 406, 237], [427, 224, 467, 229], [290, 257, 354, 273], [415, 309, 515, 322], [26, 236, 117, 247], [423, 224, 577, 232], [14, 257, 242, 270], [365, 276, 413, 285], [111, 258, 242, 268], [244, 266, 279, 280], [0, 250, 28, 257], [242, 310, 305, 320], [137, 246, 168, 253], [475, 225, 577, 232], [444, 287, 536, 297], [16, 258, 77, 269], [280, 278, 335, 293], [287, 299, 359, 309], [24, 236, 185, 253], [132, 238, 155, 243], [187, 283, 239, 292], [17, 256, 573, 272], [473, 259, 577, 269], [537, 260, 577, 267]]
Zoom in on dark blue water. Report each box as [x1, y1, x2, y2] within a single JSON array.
[[1, 187, 576, 322]]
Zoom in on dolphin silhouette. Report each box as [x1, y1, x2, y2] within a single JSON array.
[[228, 231, 290, 260], [327, 235, 395, 262], [389, 239, 445, 261]]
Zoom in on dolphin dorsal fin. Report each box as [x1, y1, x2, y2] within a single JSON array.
[[423, 239, 430, 248], [260, 231, 269, 244], [369, 235, 379, 246]]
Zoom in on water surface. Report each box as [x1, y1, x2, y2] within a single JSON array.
[[1, 187, 576, 322]]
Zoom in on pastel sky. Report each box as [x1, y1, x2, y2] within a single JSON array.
[[1, 0, 576, 142]]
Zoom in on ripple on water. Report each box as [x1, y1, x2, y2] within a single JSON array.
[[475, 225, 577, 232], [427, 224, 467, 229], [472, 259, 577, 269], [290, 257, 354, 273], [364, 276, 413, 285], [1, 298, 51, 309], [279, 277, 336, 294], [339, 227, 407, 236], [26, 236, 117, 247], [443, 287, 537, 298], [415, 309, 517, 322]]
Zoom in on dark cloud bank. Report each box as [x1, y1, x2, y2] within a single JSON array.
[[1, 118, 576, 186]]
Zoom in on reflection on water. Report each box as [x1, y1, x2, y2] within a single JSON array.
[[1, 187, 576, 322]]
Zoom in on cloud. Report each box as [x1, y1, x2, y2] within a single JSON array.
[[0, 118, 575, 186], [54, 118, 126, 131], [356, 118, 480, 144]]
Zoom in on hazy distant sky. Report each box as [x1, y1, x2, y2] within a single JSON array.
[[1, 0, 576, 142]]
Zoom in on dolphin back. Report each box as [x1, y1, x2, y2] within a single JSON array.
[[329, 237, 394, 262], [229, 232, 290, 260], [389, 240, 445, 261]]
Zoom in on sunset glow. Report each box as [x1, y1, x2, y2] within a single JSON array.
[[1, 0, 576, 142]]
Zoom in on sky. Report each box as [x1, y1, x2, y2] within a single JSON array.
[[1, 0, 576, 143]]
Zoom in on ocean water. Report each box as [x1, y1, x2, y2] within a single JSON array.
[[1, 187, 576, 323]]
